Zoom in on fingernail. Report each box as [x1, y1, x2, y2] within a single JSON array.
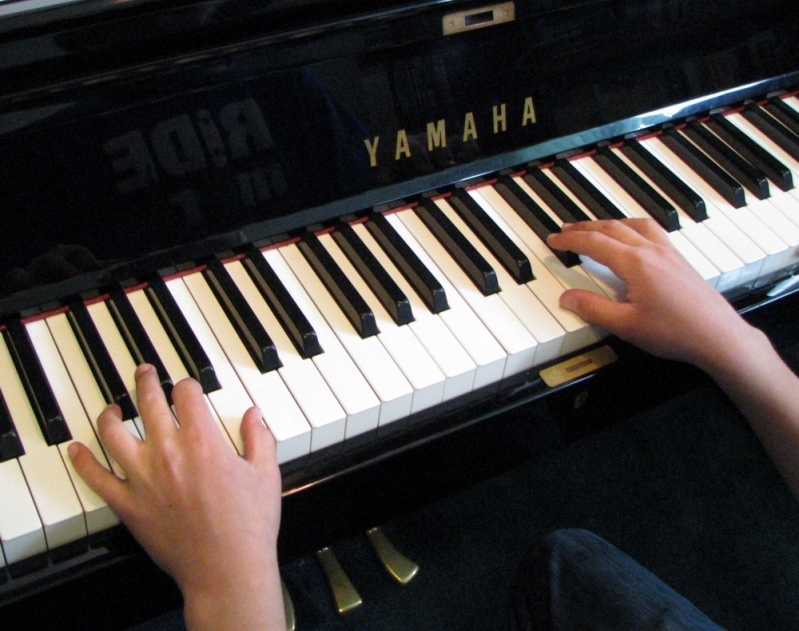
[[68, 442, 79, 459], [135, 363, 152, 377], [560, 293, 578, 312]]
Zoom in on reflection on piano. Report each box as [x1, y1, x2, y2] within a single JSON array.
[[2, 0, 799, 627]]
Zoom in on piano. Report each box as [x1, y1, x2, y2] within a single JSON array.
[[2, 0, 799, 627]]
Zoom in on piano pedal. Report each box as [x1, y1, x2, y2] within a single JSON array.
[[315, 547, 363, 615], [366, 526, 419, 585], [281, 577, 296, 631]]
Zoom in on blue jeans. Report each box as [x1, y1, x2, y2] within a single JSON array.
[[509, 529, 727, 631]]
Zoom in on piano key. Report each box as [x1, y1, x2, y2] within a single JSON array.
[[416, 198, 500, 296], [46, 312, 135, 476], [592, 146, 681, 231], [3, 319, 71, 446], [550, 158, 627, 221], [493, 172, 581, 267], [203, 258, 282, 373], [332, 222, 415, 326], [242, 249, 322, 359], [365, 213, 449, 314], [572, 155, 721, 288], [660, 127, 746, 208], [181, 273, 312, 462], [145, 275, 221, 393], [619, 139, 708, 221], [280, 243, 414, 425], [0, 333, 86, 552], [0, 390, 25, 462], [705, 113, 794, 192], [297, 234, 379, 339], [520, 165, 593, 223], [448, 187, 534, 284], [395, 207, 539, 377], [380, 214, 508, 389], [640, 137, 769, 285], [740, 102, 799, 163], [641, 136, 793, 277], [764, 96, 799, 134], [27, 317, 119, 535], [107, 287, 174, 402], [318, 231, 446, 412], [350, 222, 477, 400], [224, 260, 347, 451], [0, 457, 46, 568], [67, 300, 139, 421], [261, 248, 381, 437], [683, 119, 770, 200]]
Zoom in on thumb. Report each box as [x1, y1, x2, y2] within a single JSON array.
[[559, 289, 633, 334]]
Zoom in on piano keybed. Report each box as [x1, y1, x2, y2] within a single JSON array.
[[3, 89, 799, 589]]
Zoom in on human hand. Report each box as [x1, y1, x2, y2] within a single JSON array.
[[68, 364, 285, 630], [546, 218, 751, 371]]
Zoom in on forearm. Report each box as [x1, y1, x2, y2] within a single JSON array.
[[697, 323, 799, 502]]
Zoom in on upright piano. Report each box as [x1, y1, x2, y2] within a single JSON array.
[[2, 0, 799, 627]]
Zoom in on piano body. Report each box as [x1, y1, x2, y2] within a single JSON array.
[[2, 0, 799, 626]]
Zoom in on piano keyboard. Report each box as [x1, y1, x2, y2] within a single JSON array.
[[3, 93, 799, 579]]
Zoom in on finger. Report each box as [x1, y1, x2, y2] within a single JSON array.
[[559, 288, 637, 335], [134, 364, 177, 439], [618, 217, 672, 247], [240, 407, 277, 471], [96, 404, 141, 473], [68, 441, 132, 515], [548, 227, 634, 272], [171, 377, 216, 433], [559, 219, 652, 247]]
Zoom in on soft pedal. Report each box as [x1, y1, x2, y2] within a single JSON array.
[[315, 547, 363, 615], [366, 527, 419, 585]]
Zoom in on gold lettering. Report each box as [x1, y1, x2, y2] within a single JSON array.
[[463, 112, 478, 142], [522, 97, 537, 126], [365, 137, 380, 167], [427, 120, 447, 151], [395, 130, 411, 160], [492, 104, 507, 134]]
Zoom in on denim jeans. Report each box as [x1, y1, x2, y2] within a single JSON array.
[[509, 529, 727, 631]]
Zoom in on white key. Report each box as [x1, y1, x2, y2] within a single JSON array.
[[0, 457, 45, 566], [572, 155, 721, 287], [396, 207, 538, 376], [318, 232, 446, 412], [30, 317, 119, 534], [224, 260, 347, 450], [124, 288, 237, 453], [434, 197, 566, 364], [280, 243, 414, 425], [641, 137, 772, 283], [351, 221, 477, 400], [382, 214, 507, 389], [262, 249, 381, 438], [0, 333, 86, 551], [181, 273, 312, 462]]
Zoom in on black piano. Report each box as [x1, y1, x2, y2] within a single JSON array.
[[2, 0, 799, 627]]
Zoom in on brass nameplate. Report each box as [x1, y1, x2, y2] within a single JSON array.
[[443, 2, 515, 36], [539, 346, 618, 388]]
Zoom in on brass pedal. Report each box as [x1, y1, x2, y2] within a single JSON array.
[[366, 527, 419, 585], [315, 547, 363, 615], [281, 577, 296, 631]]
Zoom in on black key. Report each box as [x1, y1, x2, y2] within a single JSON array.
[[298, 233, 379, 338], [740, 103, 799, 164], [67, 300, 139, 421], [107, 288, 174, 403], [203, 259, 282, 373], [521, 166, 593, 223], [683, 119, 769, 200], [365, 213, 449, 314], [332, 222, 414, 326], [145, 276, 221, 393], [551, 159, 627, 221], [660, 128, 746, 208], [620, 139, 708, 221], [416, 198, 500, 295], [592, 146, 681, 231], [705, 114, 794, 192], [3, 320, 71, 446], [763, 97, 799, 137], [494, 171, 580, 267], [0, 389, 24, 461], [449, 187, 534, 284], [243, 249, 322, 359]]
